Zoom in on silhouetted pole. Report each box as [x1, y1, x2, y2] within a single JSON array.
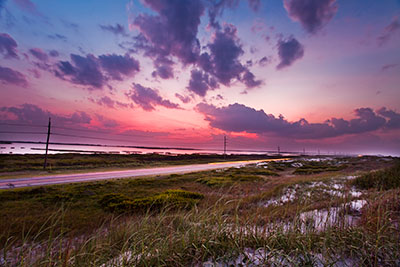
[[223, 135, 227, 159], [278, 145, 280, 154], [43, 117, 51, 170]]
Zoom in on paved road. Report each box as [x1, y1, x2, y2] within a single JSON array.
[[0, 159, 288, 189]]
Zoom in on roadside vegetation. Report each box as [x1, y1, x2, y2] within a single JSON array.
[[0, 155, 398, 266], [0, 153, 280, 175]]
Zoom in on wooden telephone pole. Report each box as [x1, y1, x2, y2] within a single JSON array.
[[223, 135, 227, 159], [43, 117, 51, 170]]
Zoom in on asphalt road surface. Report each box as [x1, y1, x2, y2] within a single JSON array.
[[0, 159, 288, 189]]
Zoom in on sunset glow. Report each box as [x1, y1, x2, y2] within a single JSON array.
[[0, 0, 399, 155]]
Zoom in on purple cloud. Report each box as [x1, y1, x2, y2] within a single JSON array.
[[175, 93, 191, 104], [0, 33, 18, 59], [132, 0, 204, 66], [151, 57, 174, 79], [276, 36, 304, 69], [56, 53, 140, 89], [0, 0, 5, 11], [49, 50, 59, 57], [0, 103, 91, 125], [197, 24, 261, 91], [47, 34, 67, 42], [0, 65, 27, 87], [258, 56, 269, 67], [100, 23, 127, 36], [128, 83, 179, 111], [98, 53, 140, 81], [377, 107, 400, 129], [13, 0, 41, 15], [205, 25, 244, 84], [95, 96, 115, 109], [283, 0, 338, 34], [241, 70, 262, 88], [57, 54, 105, 89], [247, 0, 261, 12], [381, 63, 398, 71], [61, 19, 79, 32], [187, 69, 218, 96], [197, 103, 400, 139], [377, 18, 400, 46], [29, 48, 48, 61], [207, 0, 261, 30]]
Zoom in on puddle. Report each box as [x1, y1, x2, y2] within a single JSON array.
[[262, 177, 363, 208], [299, 199, 367, 231], [263, 185, 298, 207]]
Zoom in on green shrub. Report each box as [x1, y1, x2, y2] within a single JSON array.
[[352, 161, 400, 190], [99, 190, 204, 213]]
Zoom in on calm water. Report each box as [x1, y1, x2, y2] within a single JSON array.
[[0, 142, 280, 155]]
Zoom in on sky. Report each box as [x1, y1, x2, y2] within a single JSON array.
[[0, 0, 399, 156]]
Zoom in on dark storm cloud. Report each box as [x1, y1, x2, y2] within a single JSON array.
[[283, 0, 338, 34], [29, 48, 48, 61], [132, 0, 204, 65], [99, 23, 127, 36], [98, 53, 140, 81], [0, 65, 27, 87], [56, 53, 140, 89], [0, 103, 91, 125], [57, 54, 105, 89], [276, 36, 304, 69], [377, 18, 400, 46], [0, 32, 18, 58], [196, 103, 400, 139], [128, 83, 180, 111]]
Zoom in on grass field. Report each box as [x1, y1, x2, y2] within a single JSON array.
[[0, 155, 398, 266]]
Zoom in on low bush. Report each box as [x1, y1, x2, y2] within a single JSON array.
[[99, 189, 204, 213], [352, 161, 400, 190]]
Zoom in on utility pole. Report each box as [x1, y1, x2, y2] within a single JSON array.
[[303, 147, 305, 155], [223, 135, 227, 159], [43, 117, 51, 170], [277, 145, 280, 154]]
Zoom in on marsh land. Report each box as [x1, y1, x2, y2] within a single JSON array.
[[0, 154, 399, 266]]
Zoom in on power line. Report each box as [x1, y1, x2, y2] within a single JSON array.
[[51, 125, 150, 138], [0, 131, 47, 134], [0, 123, 47, 128], [51, 132, 138, 143]]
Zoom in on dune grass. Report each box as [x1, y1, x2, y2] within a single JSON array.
[[352, 160, 400, 190]]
